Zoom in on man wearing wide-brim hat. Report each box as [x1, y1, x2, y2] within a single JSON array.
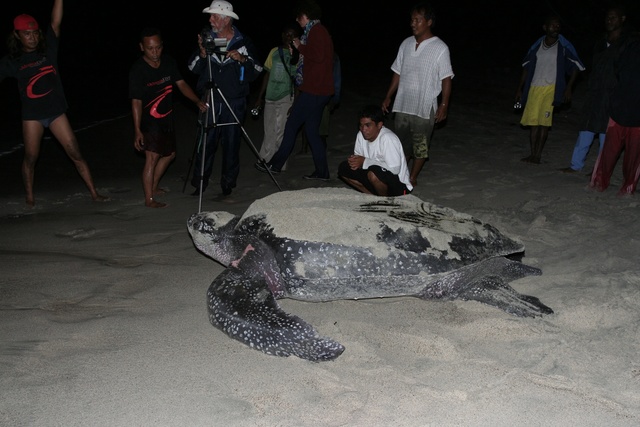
[[202, 0, 239, 19], [188, 1, 263, 197]]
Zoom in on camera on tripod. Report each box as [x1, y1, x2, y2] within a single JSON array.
[[186, 28, 284, 203], [201, 29, 228, 55]]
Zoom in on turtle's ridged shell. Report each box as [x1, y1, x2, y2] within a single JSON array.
[[235, 188, 526, 299]]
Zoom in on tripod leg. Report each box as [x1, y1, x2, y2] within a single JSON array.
[[213, 85, 282, 191], [197, 134, 206, 213], [183, 122, 204, 193], [254, 157, 282, 190]]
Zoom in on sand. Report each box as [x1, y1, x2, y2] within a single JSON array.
[[1, 71, 640, 426]]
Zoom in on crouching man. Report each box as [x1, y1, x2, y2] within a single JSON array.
[[338, 105, 413, 196]]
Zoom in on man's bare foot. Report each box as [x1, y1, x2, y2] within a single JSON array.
[[92, 193, 110, 202], [153, 188, 168, 196], [588, 181, 604, 192], [559, 167, 577, 174], [145, 199, 167, 208], [521, 156, 540, 164], [25, 198, 35, 207], [616, 191, 633, 198]]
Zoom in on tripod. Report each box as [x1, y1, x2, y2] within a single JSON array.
[[182, 49, 281, 212]]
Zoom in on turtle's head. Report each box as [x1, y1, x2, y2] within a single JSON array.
[[188, 211, 240, 265]]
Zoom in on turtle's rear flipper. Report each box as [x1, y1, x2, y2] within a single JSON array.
[[457, 275, 554, 317], [207, 268, 345, 361], [421, 257, 553, 317]]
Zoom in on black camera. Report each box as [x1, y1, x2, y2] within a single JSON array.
[[201, 29, 216, 55], [201, 28, 228, 55]]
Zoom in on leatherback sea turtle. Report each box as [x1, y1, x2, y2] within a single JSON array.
[[187, 188, 552, 362]]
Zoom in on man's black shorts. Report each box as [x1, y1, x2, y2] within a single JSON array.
[[338, 162, 409, 196]]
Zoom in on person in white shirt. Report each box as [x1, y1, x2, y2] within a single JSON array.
[[382, 2, 453, 187], [338, 105, 413, 196]]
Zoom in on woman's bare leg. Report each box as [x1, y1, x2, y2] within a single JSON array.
[[21, 120, 45, 206], [48, 114, 108, 201]]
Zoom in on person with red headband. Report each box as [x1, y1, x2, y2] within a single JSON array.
[[0, 0, 108, 207]]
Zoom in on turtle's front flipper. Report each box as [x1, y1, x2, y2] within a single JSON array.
[[207, 253, 345, 362], [421, 257, 553, 317]]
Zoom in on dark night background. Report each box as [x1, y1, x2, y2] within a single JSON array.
[[1, 0, 638, 149]]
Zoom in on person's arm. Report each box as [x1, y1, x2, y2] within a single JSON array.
[[294, 26, 325, 63], [515, 67, 528, 102], [348, 154, 365, 170], [382, 73, 400, 113], [253, 71, 270, 109], [348, 133, 366, 170], [563, 68, 579, 103], [51, 0, 63, 37], [187, 34, 207, 75], [380, 134, 406, 175], [435, 76, 452, 123], [329, 54, 341, 111], [131, 99, 144, 151], [176, 79, 207, 112], [235, 36, 263, 82]]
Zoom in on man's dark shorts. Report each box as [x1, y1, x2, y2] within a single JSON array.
[[143, 130, 176, 157], [338, 162, 409, 196]]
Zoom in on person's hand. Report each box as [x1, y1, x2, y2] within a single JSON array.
[[134, 132, 144, 151], [347, 155, 364, 170], [435, 103, 448, 123], [381, 98, 391, 114], [226, 49, 246, 63], [196, 100, 208, 113], [197, 34, 206, 58], [515, 88, 523, 101]]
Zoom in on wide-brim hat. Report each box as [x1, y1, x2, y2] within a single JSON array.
[[202, 0, 239, 20]]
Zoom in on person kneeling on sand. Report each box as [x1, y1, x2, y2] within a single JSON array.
[[338, 105, 413, 197]]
